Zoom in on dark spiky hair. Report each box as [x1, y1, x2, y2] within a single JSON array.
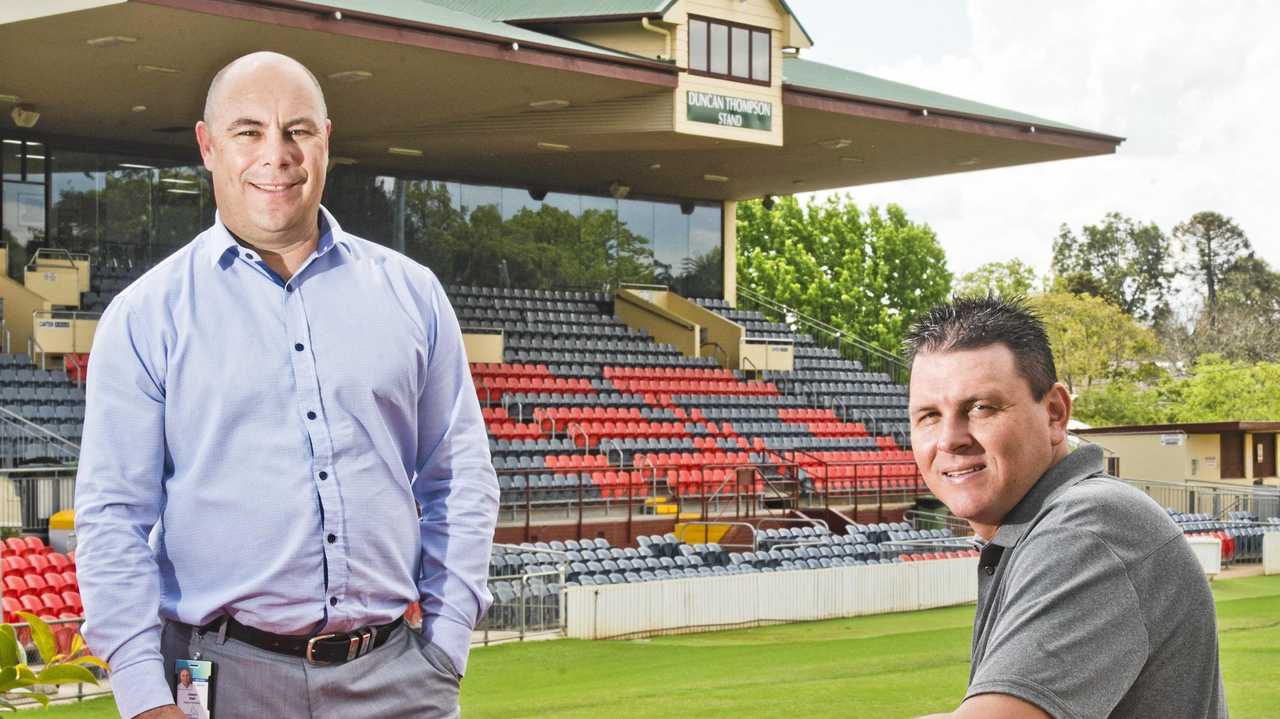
[[903, 295, 1057, 400]]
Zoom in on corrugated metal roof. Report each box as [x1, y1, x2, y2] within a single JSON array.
[[423, 0, 670, 22], [782, 56, 1115, 138], [308, 1, 646, 60]]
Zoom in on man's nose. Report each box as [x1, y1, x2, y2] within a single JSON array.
[[261, 129, 297, 168], [936, 414, 973, 453]]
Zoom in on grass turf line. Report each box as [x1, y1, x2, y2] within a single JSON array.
[[38, 574, 1280, 718]]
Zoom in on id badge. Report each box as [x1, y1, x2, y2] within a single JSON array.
[[173, 658, 215, 719]]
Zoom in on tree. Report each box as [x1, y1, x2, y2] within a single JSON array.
[[954, 259, 1039, 298], [1030, 292, 1160, 393], [1051, 212, 1173, 321], [1072, 379, 1170, 427], [736, 194, 952, 354], [1169, 355, 1280, 422], [1173, 211, 1251, 327]]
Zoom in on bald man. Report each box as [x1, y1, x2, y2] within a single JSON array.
[[75, 52, 498, 719]]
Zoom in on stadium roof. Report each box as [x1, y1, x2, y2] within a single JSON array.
[[1075, 422, 1280, 435], [782, 57, 1121, 141], [0, 0, 1121, 201]]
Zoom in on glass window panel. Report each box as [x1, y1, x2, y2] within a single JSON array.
[[730, 27, 750, 78], [152, 164, 208, 255], [459, 184, 501, 217], [685, 204, 723, 298], [24, 142, 45, 183], [752, 31, 770, 82], [3, 182, 46, 278], [51, 150, 103, 253], [543, 192, 580, 217], [2, 140, 21, 182], [653, 202, 688, 289], [616, 199, 656, 285], [709, 23, 728, 75], [689, 19, 707, 72], [501, 187, 541, 221]]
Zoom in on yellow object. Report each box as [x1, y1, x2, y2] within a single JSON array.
[[49, 510, 74, 530], [674, 522, 731, 543]]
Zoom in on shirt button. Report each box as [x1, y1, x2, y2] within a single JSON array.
[[244, 253, 254, 260], [307, 411, 317, 420], [330, 597, 339, 607], [327, 533, 336, 543], [286, 285, 294, 293], [318, 471, 328, 480], [295, 343, 304, 352], [983, 566, 995, 576]]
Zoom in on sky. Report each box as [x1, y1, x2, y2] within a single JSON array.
[[788, 0, 1280, 279]]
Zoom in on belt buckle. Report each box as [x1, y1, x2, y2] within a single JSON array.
[[346, 628, 374, 661], [306, 633, 339, 666]]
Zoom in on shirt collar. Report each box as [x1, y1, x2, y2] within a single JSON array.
[[205, 204, 349, 269], [990, 443, 1105, 548]]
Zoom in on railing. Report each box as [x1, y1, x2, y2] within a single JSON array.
[[737, 285, 909, 384], [0, 466, 80, 532], [0, 406, 79, 470], [476, 544, 568, 646], [782, 447, 927, 521], [1123, 477, 1280, 521], [904, 509, 974, 536]]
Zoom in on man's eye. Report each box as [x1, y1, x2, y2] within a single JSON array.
[[289, 129, 310, 137], [970, 404, 997, 416], [236, 130, 258, 137], [915, 412, 939, 427]]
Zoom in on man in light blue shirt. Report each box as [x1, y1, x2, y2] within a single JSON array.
[[74, 51, 498, 719]]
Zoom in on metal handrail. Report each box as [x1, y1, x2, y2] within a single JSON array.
[[737, 285, 908, 383], [0, 405, 80, 455], [903, 509, 973, 534]]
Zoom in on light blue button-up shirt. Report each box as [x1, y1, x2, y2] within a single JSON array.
[[74, 207, 498, 718]]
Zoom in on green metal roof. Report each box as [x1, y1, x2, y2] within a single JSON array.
[[303, 1, 649, 62], [423, 0, 813, 45], [782, 56, 1119, 140], [422, 1, 670, 22]]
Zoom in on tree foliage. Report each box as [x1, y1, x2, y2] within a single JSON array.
[[954, 259, 1040, 299], [1051, 212, 1173, 321], [0, 613, 106, 710], [1173, 211, 1251, 325], [1074, 356, 1280, 426], [1029, 292, 1160, 393], [736, 194, 952, 354]]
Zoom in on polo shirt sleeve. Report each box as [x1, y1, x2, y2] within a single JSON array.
[[967, 524, 1149, 719]]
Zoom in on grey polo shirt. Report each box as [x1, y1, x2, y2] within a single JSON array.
[[968, 444, 1227, 719]]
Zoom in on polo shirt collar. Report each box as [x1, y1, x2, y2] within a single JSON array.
[[990, 443, 1105, 548], [205, 204, 349, 269]]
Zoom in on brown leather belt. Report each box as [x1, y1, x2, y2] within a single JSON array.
[[198, 615, 404, 665]]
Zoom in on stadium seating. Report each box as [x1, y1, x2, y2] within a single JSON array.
[[1171, 510, 1280, 564]]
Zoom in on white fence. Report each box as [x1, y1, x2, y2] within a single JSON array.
[[564, 557, 978, 640]]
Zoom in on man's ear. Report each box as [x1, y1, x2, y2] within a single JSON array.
[[1046, 382, 1072, 447], [195, 121, 216, 173]]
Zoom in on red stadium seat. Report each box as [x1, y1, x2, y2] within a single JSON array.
[[26, 554, 49, 575], [19, 594, 52, 619], [1, 596, 21, 623], [22, 536, 47, 555], [3, 537, 27, 556], [47, 553, 71, 571], [24, 575, 48, 595], [4, 575, 29, 597], [61, 570, 77, 587], [44, 573, 68, 593], [40, 593, 66, 616]]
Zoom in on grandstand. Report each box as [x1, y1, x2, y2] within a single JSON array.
[[0, 0, 1194, 674]]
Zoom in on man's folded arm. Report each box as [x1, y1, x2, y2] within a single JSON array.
[[73, 304, 174, 718], [412, 276, 500, 678]]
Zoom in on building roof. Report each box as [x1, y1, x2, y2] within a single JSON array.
[[1074, 421, 1280, 435], [421, 0, 814, 45], [298, 0, 659, 64], [782, 57, 1122, 141]]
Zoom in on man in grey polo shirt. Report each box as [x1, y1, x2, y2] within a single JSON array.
[[904, 296, 1226, 719]]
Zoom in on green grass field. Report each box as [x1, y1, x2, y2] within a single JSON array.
[[39, 574, 1280, 718]]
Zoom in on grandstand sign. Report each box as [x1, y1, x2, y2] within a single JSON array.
[[686, 91, 773, 130]]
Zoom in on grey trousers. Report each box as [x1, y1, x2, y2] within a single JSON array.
[[160, 620, 461, 718]]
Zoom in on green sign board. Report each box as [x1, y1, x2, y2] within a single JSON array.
[[686, 91, 773, 131]]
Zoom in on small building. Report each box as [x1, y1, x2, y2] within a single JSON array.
[[1074, 422, 1280, 486]]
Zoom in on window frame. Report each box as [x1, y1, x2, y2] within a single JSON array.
[[686, 15, 772, 87]]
